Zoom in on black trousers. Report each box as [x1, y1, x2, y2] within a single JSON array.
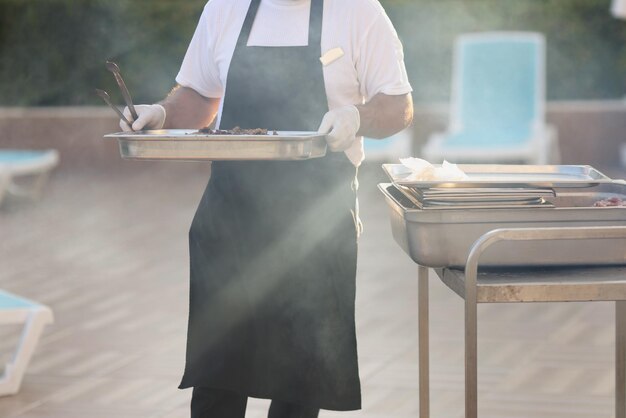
[[191, 387, 320, 418]]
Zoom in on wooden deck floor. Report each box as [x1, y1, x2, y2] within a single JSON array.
[[0, 163, 623, 418]]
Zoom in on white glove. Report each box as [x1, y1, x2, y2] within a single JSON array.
[[318, 105, 360, 152], [120, 104, 166, 132]]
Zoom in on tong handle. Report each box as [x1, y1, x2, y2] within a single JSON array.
[[106, 61, 138, 121]]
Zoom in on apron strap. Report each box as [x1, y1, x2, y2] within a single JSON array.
[[308, 0, 323, 49], [237, 0, 324, 49], [237, 0, 262, 48]]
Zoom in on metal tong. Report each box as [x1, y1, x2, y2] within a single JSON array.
[[105, 61, 138, 120], [95, 61, 138, 130], [95, 89, 132, 127]]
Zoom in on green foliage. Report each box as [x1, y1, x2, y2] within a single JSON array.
[[0, 0, 625, 105], [385, 0, 626, 102], [0, 0, 205, 105]]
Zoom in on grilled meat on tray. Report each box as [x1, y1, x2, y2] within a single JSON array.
[[196, 126, 277, 135]]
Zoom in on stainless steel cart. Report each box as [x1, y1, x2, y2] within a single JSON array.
[[415, 227, 626, 418], [378, 167, 626, 418]]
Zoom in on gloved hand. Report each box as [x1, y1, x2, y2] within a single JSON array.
[[317, 105, 360, 152], [119, 104, 167, 132]]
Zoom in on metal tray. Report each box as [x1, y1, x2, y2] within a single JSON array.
[[422, 195, 548, 204], [379, 182, 626, 267], [383, 164, 612, 188], [416, 187, 555, 198], [104, 130, 327, 161], [408, 186, 553, 203], [418, 199, 550, 210], [396, 185, 553, 210]]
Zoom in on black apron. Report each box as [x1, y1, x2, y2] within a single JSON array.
[[179, 0, 361, 411]]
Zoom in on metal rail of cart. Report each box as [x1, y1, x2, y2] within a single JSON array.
[[416, 226, 626, 418]]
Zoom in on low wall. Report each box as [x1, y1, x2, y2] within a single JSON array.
[[0, 107, 126, 172], [0, 101, 625, 172]]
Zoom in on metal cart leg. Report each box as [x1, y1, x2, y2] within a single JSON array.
[[465, 269, 478, 418], [617, 301, 626, 418], [418, 265, 430, 418]]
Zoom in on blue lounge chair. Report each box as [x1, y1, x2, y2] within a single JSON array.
[[423, 32, 559, 164], [0, 150, 59, 205], [0, 290, 53, 396]]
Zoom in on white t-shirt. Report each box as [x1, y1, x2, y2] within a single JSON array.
[[176, 0, 413, 166]]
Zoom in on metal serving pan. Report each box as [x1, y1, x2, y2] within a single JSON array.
[[417, 188, 555, 198], [104, 130, 327, 161], [383, 164, 612, 188], [379, 182, 626, 268], [396, 185, 553, 210]]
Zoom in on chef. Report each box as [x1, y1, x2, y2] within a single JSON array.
[[120, 0, 413, 416]]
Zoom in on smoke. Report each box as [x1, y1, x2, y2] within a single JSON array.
[[385, 0, 626, 103], [0, 0, 205, 106], [1, 0, 624, 106]]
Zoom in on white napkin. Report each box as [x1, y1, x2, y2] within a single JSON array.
[[399, 158, 468, 181]]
